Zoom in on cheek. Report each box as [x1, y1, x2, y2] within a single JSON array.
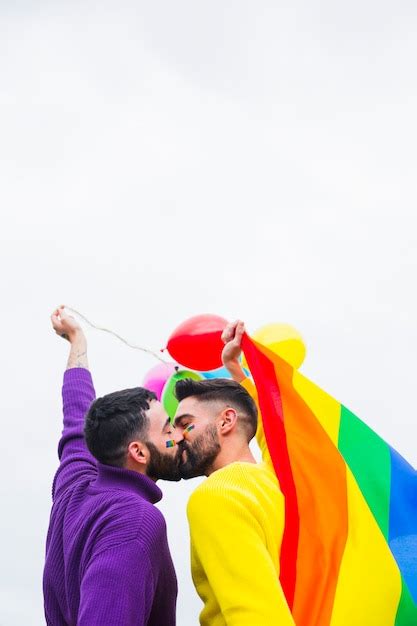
[[183, 429, 204, 448], [163, 449, 176, 459], [183, 432, 196, 445], [183, 424, 199, 442], [163, 438, 177, 453]]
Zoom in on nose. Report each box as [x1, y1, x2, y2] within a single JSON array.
[[172, 427, 185, 445]]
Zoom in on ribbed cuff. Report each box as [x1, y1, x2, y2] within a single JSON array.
[[63, 368, 94, 399], [63, 367, 92, 384]]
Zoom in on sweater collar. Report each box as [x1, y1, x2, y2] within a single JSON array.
[[94, 463, 163, 504]]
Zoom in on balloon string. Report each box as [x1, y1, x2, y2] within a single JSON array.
[[66, 306, 169, 364]]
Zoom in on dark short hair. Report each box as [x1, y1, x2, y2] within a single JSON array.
[[84, 387, 156, 467], [175, 378, 258, 442]]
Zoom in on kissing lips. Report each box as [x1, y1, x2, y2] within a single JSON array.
[[176, 442, 189, 466]]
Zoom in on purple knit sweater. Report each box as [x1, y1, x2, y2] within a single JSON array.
[[43, 368, 177, 626]]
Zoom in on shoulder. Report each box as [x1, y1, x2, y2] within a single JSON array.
[[187, 462, 278, 517], [88, 493, 168, 557], [117, 499, 169, 568], [193, 461, 277, 494], [113, 493, 167, 535]]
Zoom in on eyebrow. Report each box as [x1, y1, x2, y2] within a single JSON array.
[[174, 413, 196, 426]]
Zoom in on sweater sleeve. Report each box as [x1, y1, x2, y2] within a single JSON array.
[[52, 368, 97, 500], [241, 377, 274, 470], [187, 484, 295, 626], [78, 540, 156, 626]]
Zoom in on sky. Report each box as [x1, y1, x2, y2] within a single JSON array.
[[1, 1, 417, 624]]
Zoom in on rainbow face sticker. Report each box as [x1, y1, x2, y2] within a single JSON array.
[[183, 424, 195, 438], [165, 424, 195, 448]]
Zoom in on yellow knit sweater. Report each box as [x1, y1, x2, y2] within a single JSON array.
[[187, 380, 295, 626]]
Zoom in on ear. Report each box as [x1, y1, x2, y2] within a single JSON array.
[[127, 440, 149, 467], [218, 408, 238, 436]]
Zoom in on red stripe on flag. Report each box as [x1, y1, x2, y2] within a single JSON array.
[[242, 334, 299, 608], [243, 334, 349, 626]]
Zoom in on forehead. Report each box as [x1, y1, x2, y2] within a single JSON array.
[[175, 396, 218, 420], [146, 399, 169, 427]]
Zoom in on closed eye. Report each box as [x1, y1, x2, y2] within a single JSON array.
[[162, 418, 175, 435], [174, 413, 196, 429]]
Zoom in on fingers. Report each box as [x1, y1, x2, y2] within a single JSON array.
[[221, 320, 246, 344], [235, 321, 245, 340], [51, 305, 65, 319], [51, 312, 61, 329], [59, 306, 76, 324], [50, 304, 82, 343], [58, 305, 69, 321], [51, 305, 65, 333], [221, 320, 239, 344], [221, 323, 234, 344]]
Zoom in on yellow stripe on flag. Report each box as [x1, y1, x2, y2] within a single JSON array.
[[331, 469, 402, 626], [293, 371, 341, 446]]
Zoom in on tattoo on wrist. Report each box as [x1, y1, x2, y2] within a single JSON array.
[[66, 348, 89, 370]]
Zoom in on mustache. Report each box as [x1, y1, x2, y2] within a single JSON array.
[[176, 440, 188, 453], [175, 440, 189, 461]]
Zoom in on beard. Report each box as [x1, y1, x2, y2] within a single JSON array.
[[179, 423, 221, 479], [145, 441, 183, 482]]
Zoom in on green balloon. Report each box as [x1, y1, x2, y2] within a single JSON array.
[[162, 369, 204, 422]]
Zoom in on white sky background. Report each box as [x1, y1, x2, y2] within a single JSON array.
[[1, 1, 417, 624]]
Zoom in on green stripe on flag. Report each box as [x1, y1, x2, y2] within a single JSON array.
[[338, 405, 391, 539], [395, 579, 417, 625]]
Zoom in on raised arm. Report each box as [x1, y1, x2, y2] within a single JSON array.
[[221, 321, 272, 467], [51, 306, 97, 500]]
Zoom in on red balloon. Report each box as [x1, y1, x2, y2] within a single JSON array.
[[166, 314, 228, 370]]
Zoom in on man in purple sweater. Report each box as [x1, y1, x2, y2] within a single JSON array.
[[43, 306, 181, 625]]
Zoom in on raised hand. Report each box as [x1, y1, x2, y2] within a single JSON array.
[[51, 306, 83, 342], [221, 320, 246, 382], [51, 306, 88, 369]]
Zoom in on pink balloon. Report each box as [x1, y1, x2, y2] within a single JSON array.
[[142, 362, 178, 400]]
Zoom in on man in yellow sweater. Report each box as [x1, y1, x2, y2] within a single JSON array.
[[174, 322, 294, 626]]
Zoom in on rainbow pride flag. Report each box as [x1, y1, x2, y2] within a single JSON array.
[[241, 334, 417, 626]]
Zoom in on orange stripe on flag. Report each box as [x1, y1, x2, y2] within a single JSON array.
[[243, 336, 349, 626]]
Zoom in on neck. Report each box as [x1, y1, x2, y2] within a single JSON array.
[[207, 440, 256, 475], [124, 459, 156, 481]]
